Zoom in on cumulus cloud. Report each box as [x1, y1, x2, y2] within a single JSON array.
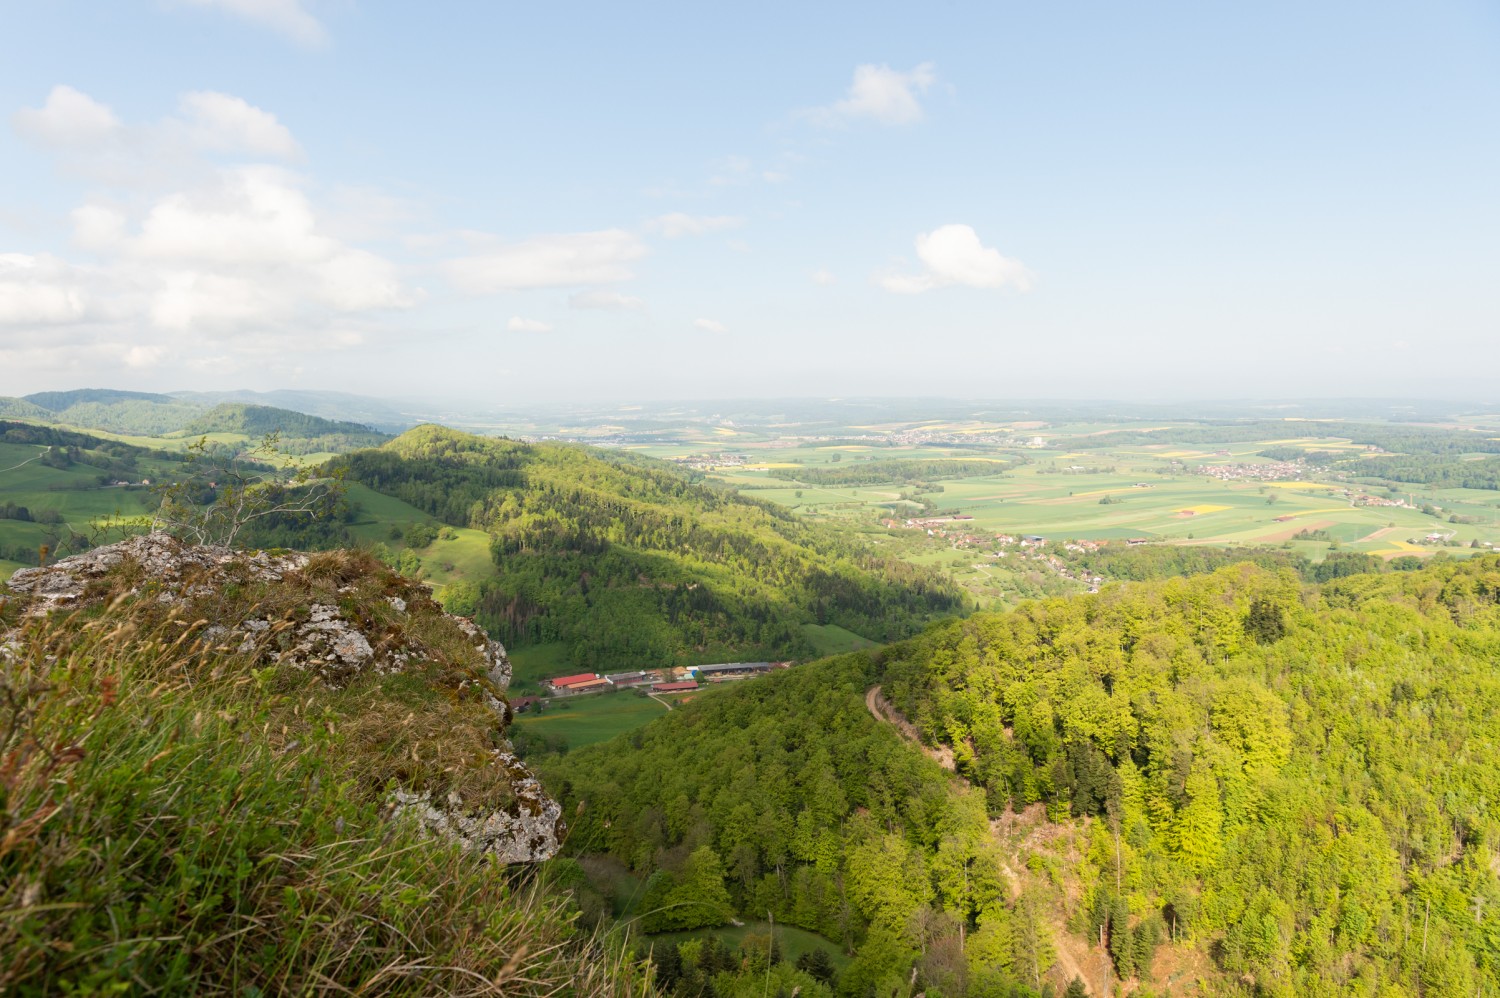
[[569, 290, 648, 312], [4, 168, 414, 364], [0, 253, 99, 325], [12, 85, 121, 147], [810, 63, 936, 126], [811, 268, 837, 286], [880, 224, 1034, 294], [123, 166, 414, 328], [14, 84, 302, 188], [694, 318, 728, 334], [175, 0, 326, 46], [175, 91, 301, 159], [1, 88, 428, 383], [646, 212, 744, 238], [443, 229, 646, 292], [506, 316, 552, 333]]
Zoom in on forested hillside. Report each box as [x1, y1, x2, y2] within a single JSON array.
[[332, 426, 965, 666], [551, 555, 1500, 996], [184, 402, 389, 454]]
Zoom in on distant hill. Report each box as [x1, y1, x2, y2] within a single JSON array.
[[170, 389, 416, 433], [3, 386, 410, 444], [0, 396, 52, 420], [24, 388, 178, 411], [184, 403, 389, 453], [328, 425, 966, 667]]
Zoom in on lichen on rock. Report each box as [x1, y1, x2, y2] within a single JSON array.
[[1, 532, 563, 864]]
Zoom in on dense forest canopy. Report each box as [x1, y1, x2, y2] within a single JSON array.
[[551, 555, 1500, 996], [331, 426, 966, 666]]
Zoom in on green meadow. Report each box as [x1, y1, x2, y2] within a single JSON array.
[[513, 690, 672, 750]]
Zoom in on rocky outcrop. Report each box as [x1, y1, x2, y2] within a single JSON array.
[[7, 533, 306, 607], [1, 533, 562, 863], [389, 752, 564, 865]]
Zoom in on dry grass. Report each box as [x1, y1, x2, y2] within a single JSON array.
[[0, 556, 658, 995]]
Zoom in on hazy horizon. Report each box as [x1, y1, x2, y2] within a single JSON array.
[[3, 2, 1497, 402]]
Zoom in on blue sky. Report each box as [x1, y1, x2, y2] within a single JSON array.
[[2, 1, 1497, 404]]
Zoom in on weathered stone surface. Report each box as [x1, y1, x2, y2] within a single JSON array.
[[7, 533, 306, 610], [389, 749, 564, 864], [2, 533, 557, 863]]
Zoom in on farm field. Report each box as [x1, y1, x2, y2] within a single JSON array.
[[512, 690, 671, 750], [800, 622, 878, 656], [635, 423, 1500, 565]]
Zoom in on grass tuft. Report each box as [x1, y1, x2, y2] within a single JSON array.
[[0, 559, 657, 995]]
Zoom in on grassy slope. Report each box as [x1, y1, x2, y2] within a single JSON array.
[[514, 692, 672, 750], [0, 548, 652, 995]]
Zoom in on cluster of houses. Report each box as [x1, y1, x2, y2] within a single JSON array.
[[1196, 461, 1326, 482], [1340, 489, 1414, 509], [668, 452, 749, 471], [543, 661, 786, 697]]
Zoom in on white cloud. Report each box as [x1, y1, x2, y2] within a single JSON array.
[[4, 158, 414, 371], [443, 229, 646, 292], [694, 318, 728, 334], [507, 316, 552, 333], [72, 204, 128, 251], [0, 253, 97, 325], [569, 290, 647, 312], [811, 268, 836, 286], [646, 212, 744, 238], [810, 63, 936, 126], [175, 0, 326, 46], [880, 224, 1034, 294], [124, 166, 413, 328], [12, 85, 121, 147], [176, 91, 301, 159]]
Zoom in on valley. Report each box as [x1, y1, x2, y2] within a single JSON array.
[[8, 392, 1500, 995]]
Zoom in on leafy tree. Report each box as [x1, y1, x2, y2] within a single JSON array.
[[152, 434, 345, 549]]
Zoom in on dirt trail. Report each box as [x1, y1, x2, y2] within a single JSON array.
[[865, 685, 955, 771], [0, 449, 44, 475]]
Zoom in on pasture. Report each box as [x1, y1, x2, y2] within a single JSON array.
[[513, 690, 671, 750], [801, 622, 878, 655]]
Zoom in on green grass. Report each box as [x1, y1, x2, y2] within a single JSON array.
[[514, 691, 670, 750], [508, 641, 575, 691], [341, 483, 498, 593], [0, 553, 652, 995], [800, 622, 877, 655]]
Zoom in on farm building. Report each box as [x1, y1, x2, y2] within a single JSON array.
[[652, 680, 699, 693], [566, 677, 611, 692], [510, 696, 543, 713], [698, 662, 774, 680], [547, 672, 601, 692], [605, 671, 658, 687]]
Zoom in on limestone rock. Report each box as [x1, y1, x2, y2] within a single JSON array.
[[389, 750, 564, 864], [2, 533, 559, 863]]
